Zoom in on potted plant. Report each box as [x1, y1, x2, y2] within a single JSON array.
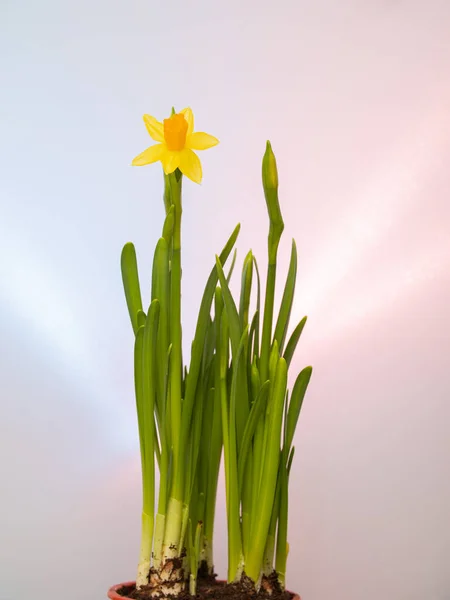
[[108, 107, 311, 600]]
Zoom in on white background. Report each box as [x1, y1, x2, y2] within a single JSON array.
[[1, 1, 450, 599]]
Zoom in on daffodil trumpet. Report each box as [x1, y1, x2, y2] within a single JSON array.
[[121, 107, 312, 598]]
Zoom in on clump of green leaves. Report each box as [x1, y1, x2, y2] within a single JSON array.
[[120, 142, 311, 597], [217, 142, 312, 589], [122, 170, 239, 594]]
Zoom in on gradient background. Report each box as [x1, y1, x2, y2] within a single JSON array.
[[1, 1, 450, 599]]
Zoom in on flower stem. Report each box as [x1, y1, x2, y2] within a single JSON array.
[[168, 171, 183, 504]]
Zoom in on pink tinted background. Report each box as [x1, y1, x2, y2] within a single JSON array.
[[1, 1, 449, 599]]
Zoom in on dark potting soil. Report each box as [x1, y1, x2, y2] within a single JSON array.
[[117, 571, 294, 600]]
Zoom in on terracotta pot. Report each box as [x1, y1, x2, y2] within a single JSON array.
[[107, 581, 300, 600], [108, 582, 135, 600]]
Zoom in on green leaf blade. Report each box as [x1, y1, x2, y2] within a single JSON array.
[[121, 242, 143, 334]]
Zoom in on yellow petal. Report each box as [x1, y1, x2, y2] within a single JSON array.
[[179, 148, 202, 184], [132, 143, 165, 166], [161, 150, 180, 174], [180, 108, 194, 136], [143, 114, 164, 142], [186, 132, 219, 151]]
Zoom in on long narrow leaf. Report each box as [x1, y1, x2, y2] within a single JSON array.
[[121, 242, 143, 334], [203, 288, 225, 570], [237, 380, 270, 492], [248, 310, 259, 365], [141, 299, 160, 557], [283, 316, 307, 368], [216, 255, 250, 450], [252, 256, 261, 360], [179, 225, 241, 484], [151, 237, 170, 438], [287, 446, 295, 476], [275, 457, 288, 588], [227, 326, 247, 581], [134, 327, 146, 470], [226, 248, 238, 283], [273, 239, 297, 353], [215, 256, 242, 357], [239, 250, 253, 330], [246, 357, 287, 582], [285, 366, 312, 453]]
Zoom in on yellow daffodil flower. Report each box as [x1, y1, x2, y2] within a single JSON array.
[[132, 108, 219, 184]]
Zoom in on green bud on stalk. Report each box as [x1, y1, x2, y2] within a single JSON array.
[[262, 141, 284, 264], [262, 141, 279, 194]]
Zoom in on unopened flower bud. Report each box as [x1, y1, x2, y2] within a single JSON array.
[[262, 141, 284, 262], [262, 140, 279, 191]]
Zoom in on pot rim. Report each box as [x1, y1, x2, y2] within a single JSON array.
[[107, 581, 300, 600], [108, 582, 136, 600]]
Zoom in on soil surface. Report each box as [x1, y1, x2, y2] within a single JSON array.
[[118, 571, 293, 600]]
